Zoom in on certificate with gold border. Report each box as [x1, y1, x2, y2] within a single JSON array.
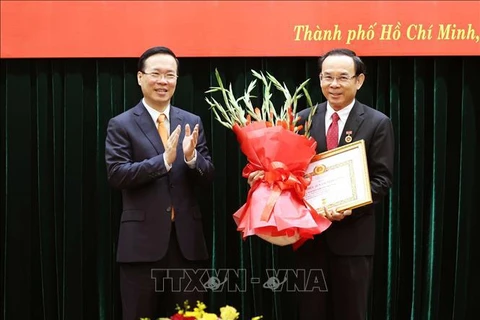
[[304, 140, 372, 212]]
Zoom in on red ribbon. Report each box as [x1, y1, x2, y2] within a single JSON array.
[[243, 161, 311, 222]]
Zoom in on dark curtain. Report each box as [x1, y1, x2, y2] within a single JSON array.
[[1, 56, 479, 320]]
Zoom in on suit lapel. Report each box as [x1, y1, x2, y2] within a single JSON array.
[[169, 106, 184, 139], [133, 103, 164, 154], [169, 106, 185, 161], [311, 102, 327, 153], [338, 101, 365, 147]]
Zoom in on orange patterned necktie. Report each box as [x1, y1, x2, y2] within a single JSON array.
[[157, 113, 175, 220], [157, 113, 169, 146]]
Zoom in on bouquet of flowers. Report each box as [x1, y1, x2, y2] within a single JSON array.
[[151, 300, 262, 320], [205, 69, 331, 248]]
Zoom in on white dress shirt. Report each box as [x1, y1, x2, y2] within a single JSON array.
[[325, 100, 355, 143]]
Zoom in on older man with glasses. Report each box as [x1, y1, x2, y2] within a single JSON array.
[[295, 48, 395, 320]]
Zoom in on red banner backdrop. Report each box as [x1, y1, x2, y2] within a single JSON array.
[[1, 0, 479, 58]]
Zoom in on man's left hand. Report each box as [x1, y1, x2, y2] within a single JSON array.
[[321, 207, 352, 222], [183, 123, 199, 161]]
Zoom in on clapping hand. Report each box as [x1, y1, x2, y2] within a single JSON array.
[[183, 123, 199, 161], [164, 125, 181, 165]]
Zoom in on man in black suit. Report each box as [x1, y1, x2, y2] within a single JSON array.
[[105, 46, 215, 320], [294, 48, 395, 320]]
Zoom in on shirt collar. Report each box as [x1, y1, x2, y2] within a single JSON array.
[[326, 99, 355, 122], [142, 98, 171, 122]]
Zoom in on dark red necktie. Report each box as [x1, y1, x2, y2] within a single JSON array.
[[326, 112, 340, 150]]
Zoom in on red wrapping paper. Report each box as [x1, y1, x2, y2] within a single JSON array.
[[232, 121, 331, 248]]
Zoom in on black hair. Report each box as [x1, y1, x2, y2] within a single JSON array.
[[137, 46, 179, 73], [318, 48, 366, 76]]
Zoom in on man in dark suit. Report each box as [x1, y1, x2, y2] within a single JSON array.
[[105, 46, 214, 320], [294, 49, 395, 320]]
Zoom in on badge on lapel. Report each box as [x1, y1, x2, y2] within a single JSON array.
[[345, 131, 353, 143]]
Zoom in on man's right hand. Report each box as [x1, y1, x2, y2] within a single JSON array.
[[247, 170, 264, 187], [164, 125, 181, 166]]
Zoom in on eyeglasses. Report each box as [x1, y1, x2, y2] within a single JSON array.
[[320, 74, 357, 84], [142, 71, 178, 81]]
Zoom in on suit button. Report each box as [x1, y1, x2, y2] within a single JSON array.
[[166, 206, 172, 213], [170, 184, 174, 189]]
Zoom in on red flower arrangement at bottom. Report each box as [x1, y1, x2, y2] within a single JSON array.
[[150, 300, 262, 320]]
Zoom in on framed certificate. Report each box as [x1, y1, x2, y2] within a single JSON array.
[[304, 140, 372, 212]]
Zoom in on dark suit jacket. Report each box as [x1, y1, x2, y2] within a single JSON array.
[[105, 101, 214, 263], [298, 101, 394, 255]]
